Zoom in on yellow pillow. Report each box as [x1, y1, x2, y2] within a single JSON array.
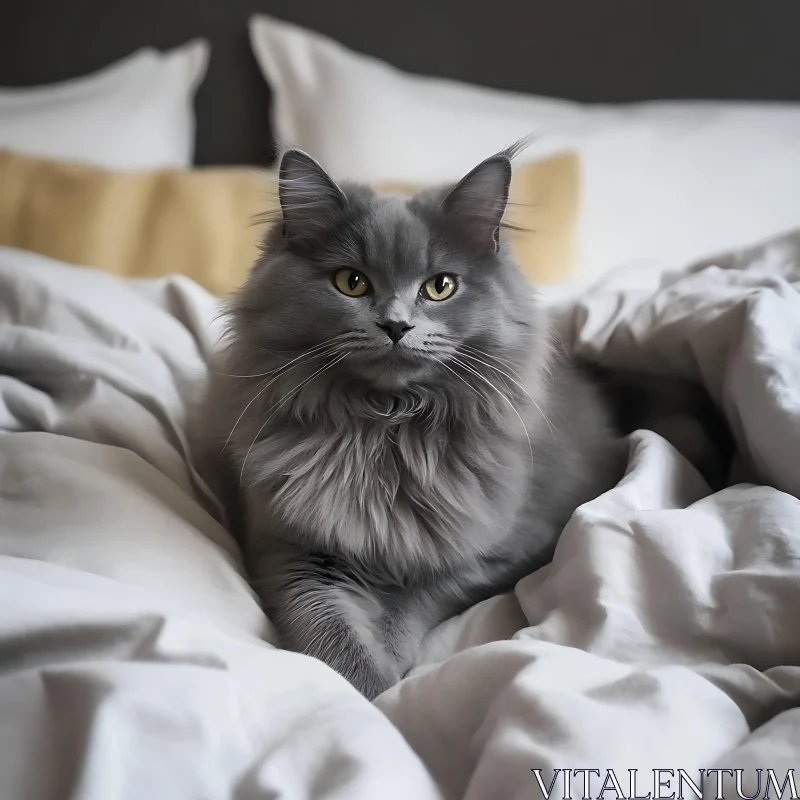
[[0, 149, 578, 295]]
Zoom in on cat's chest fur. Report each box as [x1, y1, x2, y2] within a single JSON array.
[[251, 411, 523, 571]]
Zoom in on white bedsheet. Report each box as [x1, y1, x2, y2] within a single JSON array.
[[0, 236, 798, 800]]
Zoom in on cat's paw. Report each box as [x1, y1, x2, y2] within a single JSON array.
[[341, 657, 401, 701]]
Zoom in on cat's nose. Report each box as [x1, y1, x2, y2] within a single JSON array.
[[377, 320, 413, 343]]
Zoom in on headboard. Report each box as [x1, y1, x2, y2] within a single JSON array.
[[5, 0, 800, 166]]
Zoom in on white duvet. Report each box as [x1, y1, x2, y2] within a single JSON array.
[[0, 233, 798, 800]]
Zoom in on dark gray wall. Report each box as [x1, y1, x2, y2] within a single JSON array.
[[3, 0, 797, 165]]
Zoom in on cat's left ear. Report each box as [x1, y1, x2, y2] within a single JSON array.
[[442, 155, 512, 254]]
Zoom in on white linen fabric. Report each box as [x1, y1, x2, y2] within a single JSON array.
[[0, 41, 208, 168], [0, 233, 799, 799], [249, 14, 800, 285]]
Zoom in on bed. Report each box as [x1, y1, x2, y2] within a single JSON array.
[[2, 3, 800, 799]]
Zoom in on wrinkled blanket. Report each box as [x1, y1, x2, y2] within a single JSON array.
[[0, 230, 798, 800]]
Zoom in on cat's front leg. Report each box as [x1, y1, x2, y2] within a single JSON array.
[[252, 547, 402, 700], [273, 579, 401, 700]]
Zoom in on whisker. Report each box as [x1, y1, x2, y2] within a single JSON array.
[[254, 332, 370, 357], [457, 350, 556, 435], [458, 343, 524, 376], [427, 338, 524, 376], [216, 333, 356, 378], [222, 340, 346, 449], [424, 333, 455, 342], [432, 356, 486, 400], [451, 357, 534, 467], [239, 352, 350, 483]]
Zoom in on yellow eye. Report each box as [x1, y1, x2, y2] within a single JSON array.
[[334, 269, 370, 297], [422, 274, 457, 301]]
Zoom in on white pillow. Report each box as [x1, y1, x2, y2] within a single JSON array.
[[0, 40, 209, 169], [250, 14, 800, 283]]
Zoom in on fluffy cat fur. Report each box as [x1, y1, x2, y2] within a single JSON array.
[[200, 146, 729, 699]]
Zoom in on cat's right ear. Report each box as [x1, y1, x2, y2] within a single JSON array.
[[278, 149, 347, 247]]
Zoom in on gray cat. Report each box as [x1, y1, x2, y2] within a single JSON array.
[[201, 145, 728, 699]]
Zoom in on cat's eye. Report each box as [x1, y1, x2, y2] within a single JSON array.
[[422, 274, 457, 301], [334, 269, 370, 297]]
